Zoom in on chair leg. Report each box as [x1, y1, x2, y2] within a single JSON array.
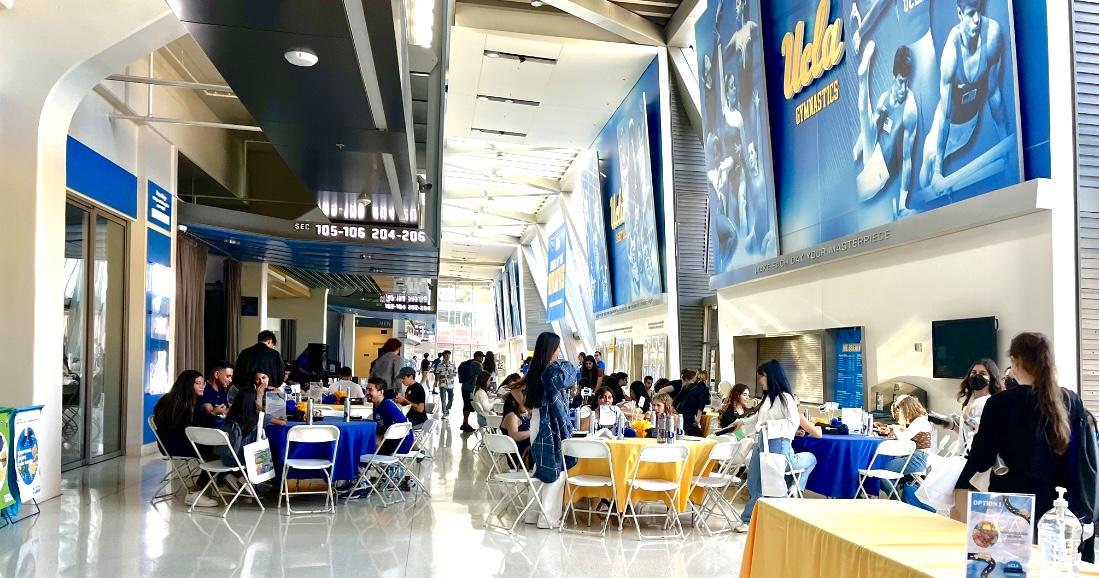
[[189, 476, 217, 514]]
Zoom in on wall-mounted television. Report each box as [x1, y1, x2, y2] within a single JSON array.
[[932, 317, 999, 379]]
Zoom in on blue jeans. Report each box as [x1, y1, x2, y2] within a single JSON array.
[[439, 387, 454, 413], [880, 449, 929, 497], [741, 435, 818, 523]]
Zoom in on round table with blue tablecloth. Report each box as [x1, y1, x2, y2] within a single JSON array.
[[264, 420, 377, 482], [791, 434, 883, 498]]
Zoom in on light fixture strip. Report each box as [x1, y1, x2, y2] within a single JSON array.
[[482, 50, 557, 65], [471, 127, 527, 138], [475, 94, 540, 107]]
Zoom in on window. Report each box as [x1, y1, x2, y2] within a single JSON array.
[[435, 282, 497, 360]]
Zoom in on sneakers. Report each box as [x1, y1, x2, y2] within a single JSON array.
[[222, 474, 243, 494], [184, 492, 217, 507], [734, 522, 750, 534]]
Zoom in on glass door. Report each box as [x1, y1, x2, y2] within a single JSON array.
[[63, 200, 127, 470]]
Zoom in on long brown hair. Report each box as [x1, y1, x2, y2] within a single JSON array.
[[721, 383, 751, 415], [956, 358, 1004, 406], [1010, 332, 1070, 455]]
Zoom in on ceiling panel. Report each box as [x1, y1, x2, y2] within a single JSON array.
[[476, 58, 555, 102], [470, 100, 539, 133]]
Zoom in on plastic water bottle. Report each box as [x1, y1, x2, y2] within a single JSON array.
[[656, 414, 666, 444], [1038, 486, 1082, 577], [676, 415, 685, 440], [344, 395, 352, 422], [306, 399, 314, 425]]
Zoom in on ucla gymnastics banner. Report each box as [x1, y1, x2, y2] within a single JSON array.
[[576, 153, 613, 312], [593, 58, 665, 307], [700, 0, 1026, 285], [0, 409, 15, 510], [12, 407, 42, 502], [546, 226, 567, 322], [696, 0, 780, 273]]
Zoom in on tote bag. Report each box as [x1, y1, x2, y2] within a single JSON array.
[[758, 426, 790, 498], [915, 455, 967, 512], [242, 411, 275, 484]]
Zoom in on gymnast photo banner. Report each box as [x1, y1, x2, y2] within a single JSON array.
[[762, 0, 1023, 254], [546, 225, 567, 323]]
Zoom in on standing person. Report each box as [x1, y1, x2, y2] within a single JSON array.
[[521, 356, 532, 375], [523, 331, 577, 529], [234, 330, 284, 393], [946, 359, 1004, 447], [576, 352, 587, 380], [952, 333, 1095, 528], [674, 371, 712, 437], [420, 353, 433, 390], [434, 351, 457, 419], [458, 351, 485, 432], [396, 367, 427, 427], [580, 355, 605, 390], [370, 338, 405, 397], [483, 351, 497, 377], [593, 351, 606, 371], [730, 360, 818, 532], [658, 369, 697, 398]]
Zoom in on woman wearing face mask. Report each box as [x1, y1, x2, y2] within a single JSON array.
[[947, 359, 1003, 447]]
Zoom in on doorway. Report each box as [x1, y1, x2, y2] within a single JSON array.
[[62, 199, 128, 470]]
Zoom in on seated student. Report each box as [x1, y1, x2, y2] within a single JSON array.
[[331, 366, 365, 398], [228, 369, 288, 447], [628, 380, 651, 415], [365, 377, 414, 454], [471, 371, 494, 427], [152, 370, 217, 507], [200, 363, 233, 427], [497, 372, 522, 395], [873, 394, 933, 497], [648, 393, 678, 422], [580, 386, 626, 431], [396, 366, 427, 427], [719, 383, 755, 428], [500, 386, 532, 469]]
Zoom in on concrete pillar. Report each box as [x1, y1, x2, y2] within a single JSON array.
[[0, 0, 183, 500], [342, 314, 357, 370]]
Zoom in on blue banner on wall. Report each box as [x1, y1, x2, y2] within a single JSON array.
[[507, 257, 522, 336], [834, 327, 864, 409], [577, 153, 614, 312], [695, 0, 780, 273], [66, 137, 138, 219], [147, 181, 173, 230], [592, 58, 665, 307], [546, 226, 567, 322]]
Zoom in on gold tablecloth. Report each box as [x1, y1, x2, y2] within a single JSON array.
[[740, 498, 1099, 578], [566, 437, 715, 512]]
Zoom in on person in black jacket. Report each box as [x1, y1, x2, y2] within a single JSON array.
[[227, 369, 287, 446], [953, 333, 1096, 537], [234, 330, 284, 390]]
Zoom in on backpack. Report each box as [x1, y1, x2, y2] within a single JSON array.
[[1069, 394, 1099, 524], [457, 360, 471, 384]]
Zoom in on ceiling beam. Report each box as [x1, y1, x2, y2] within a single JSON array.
[[442, 201, 539, 223], [442, 229, 521, 246], [665, 0, 705, 47], [444, 188, 557, 200], [537, 0, 665, 46], [441, 258, 506, 267]]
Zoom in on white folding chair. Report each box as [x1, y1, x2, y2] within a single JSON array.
[[483, 433, 547, 535], [412, 416, 438, 461], [184, 427, 266, 518], [619, 444, 689, 541], [856, 439, 916, 500], [687, 441, 742, 535], [727, 437, 756, 503], [147, 416, 199, 506], [346, 422, 413, 507], [279, 425, 340, 514], [396, 418, 438, 499], [560, 438, 617, 536], [473, 413, 503, 456]]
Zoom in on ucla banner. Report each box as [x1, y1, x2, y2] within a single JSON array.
[[696, 0, 780, 273], [546, 226, 567, 322], [701, 0, 1030, 286], [577, 153, 613, 312], [12, 407, 42, 502], [763, 0, 1023, 253], [593, 59, 664, 306]]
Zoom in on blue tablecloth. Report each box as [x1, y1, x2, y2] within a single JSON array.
[[265, 420, 377, 482], [791, 434, 884, 498]]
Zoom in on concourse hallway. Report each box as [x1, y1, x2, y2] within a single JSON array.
[[0, 404, 747, 577]]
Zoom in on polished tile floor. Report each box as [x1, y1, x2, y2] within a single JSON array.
[[0, 408, 747, 577]]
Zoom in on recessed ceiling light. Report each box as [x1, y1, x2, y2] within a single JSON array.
[[531, 0, 543, 6], [285, 48, 318, 67], [486, 51, 500, 58]]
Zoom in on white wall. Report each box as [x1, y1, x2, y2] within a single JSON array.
[[268, 290, 329, 355], [240, 261, 269, 350], [718, 211, 1057, 414], [595, 305, 669, 376]]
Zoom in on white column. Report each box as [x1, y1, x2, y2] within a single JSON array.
[[240, 261, 270, 344], [0, 1, 182, 500]]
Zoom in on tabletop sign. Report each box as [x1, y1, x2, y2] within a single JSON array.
[[967, 492, 1035, 577], [292, 222, 430, 246]]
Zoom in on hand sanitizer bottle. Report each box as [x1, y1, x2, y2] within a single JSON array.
[[1038, 486, 1082, 577]]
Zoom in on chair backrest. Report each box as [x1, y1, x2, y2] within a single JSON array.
[[287, 424, 340, 444], [638, 444, 689, 464], [705, 440, 738, 463], [731, 437, 756, 464], [485, 414, 503, 429], [483, 432, 521, 456], [185, 426, 232, 447], [382, 421, 413, 441], [420, 417, 437, 436], [562, 438, 611, 460], [874, 439, 916, 458]]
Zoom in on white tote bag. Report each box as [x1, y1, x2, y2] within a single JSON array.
[[915, 455, 968, 512], [758, 426, 790, 498], [242, 412, 275, 484]]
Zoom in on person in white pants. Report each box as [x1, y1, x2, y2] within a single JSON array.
[[524, 408, 567, 528]]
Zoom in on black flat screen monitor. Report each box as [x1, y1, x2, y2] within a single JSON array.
[[932, 317, 998, 379]]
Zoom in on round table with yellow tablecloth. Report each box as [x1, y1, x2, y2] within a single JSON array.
[[565, 437, 717, 512]]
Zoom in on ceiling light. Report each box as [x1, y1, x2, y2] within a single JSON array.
[[531, 0, 544, 6], [486, 51, 500, 58], [358, 193, 372, 206], [284, 48, 319, 67]]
